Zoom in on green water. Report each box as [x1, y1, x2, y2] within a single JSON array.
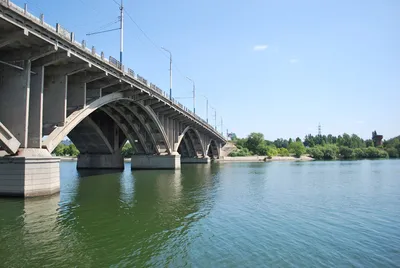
[[1, 160, 400, 267]]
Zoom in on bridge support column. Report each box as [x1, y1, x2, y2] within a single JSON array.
[[0, 61, 31, 148], [0, 149, 60, 197], [131, 154, 181, 170], [77, 153, 124, 169], [181, 157, 210, 164]]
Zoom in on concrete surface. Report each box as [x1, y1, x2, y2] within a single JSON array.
[[77, 153, 124, 169], [0, 149, 60, 197], [0, 122, 20, 154], [181, 157, 210, 164]]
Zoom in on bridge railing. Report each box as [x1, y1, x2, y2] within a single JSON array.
[[109, 56, 122, 70], [0, 0, 223, 139], [127, 68, 135, 78], [56, 23, 71, 40]]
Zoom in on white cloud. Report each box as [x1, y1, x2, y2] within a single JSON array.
[[253, 45, 268, 51], [289, 58, 299, 64]]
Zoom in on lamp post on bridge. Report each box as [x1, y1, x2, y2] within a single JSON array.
[[119, 0, 124, 64], [202, 95, 209, 124], [186, 76, 196, 114], [161, 47, 172, 100], [220, 117, 223, 136], [210, 105, 217, 130]]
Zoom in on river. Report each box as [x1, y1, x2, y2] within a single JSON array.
[[1, 160, 399, 267]]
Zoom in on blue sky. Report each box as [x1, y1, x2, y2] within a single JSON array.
[[16, 0, 400, 140]]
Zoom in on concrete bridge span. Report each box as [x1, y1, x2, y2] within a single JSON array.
[[0, 1, 226, 197]]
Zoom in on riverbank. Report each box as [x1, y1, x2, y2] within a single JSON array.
[[59, 156, 314, 163], [217, 155, 314, 162]]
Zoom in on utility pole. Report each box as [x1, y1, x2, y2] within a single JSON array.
[[119, 0, 124, 64], [186, 77, 196, 114], [86, 1, 124, 64], [162, 47, 172, 100]]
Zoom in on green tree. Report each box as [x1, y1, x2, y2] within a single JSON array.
[[274, 138, 289, 149], [65, 144, 79, 157], [354, 148, 366, 159], [278, 148, 290, 156], [321, 144, 339, 160], [365, 139, 374, 147], [304, 134, 316, 147], [245, 133, 265, 154], [339, 146, 354, 159], [339, 133, 351, 147], [53, 144, 66, 156], [307, 147, 324, 160], [266, 146, 278, 157], [350, 134, 364, 148], [289, 141, 306, 158], [121, 142, 134, 158], [229, 148, 251, 157], [255, 143, 269, 155], [385, 148, 399, 158], [363, 147, 388, 159]]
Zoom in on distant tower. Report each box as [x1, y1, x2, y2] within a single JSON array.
[[318, 123, 322, 136], [372, 130, 383, 146]]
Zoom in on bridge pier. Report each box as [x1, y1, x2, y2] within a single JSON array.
[[77, 153, 124, 169], [181, 157, 211, 164], [131, 154, 181, 170], [0, 149, 60, 197]]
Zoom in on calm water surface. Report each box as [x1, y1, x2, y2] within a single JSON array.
[[1, 160, 400, 267]]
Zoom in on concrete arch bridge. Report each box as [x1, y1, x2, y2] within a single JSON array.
[[0, 1, 226, 197]]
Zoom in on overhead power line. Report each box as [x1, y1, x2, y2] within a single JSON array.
[[123, 8, 189, 86], [111, 0, 120, 7]]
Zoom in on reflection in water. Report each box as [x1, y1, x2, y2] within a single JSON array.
[[55, 163, 218, 267], [0, 195, 61, 267], [1, 160, 400, 267]]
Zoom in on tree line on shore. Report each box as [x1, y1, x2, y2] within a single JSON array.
[[52, 132, 400, 160], [53, 143, 79, 157], [53, 142, 134, 157], [229, 132, 400, 160]]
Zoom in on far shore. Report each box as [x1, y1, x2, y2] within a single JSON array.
[[217, 155, 314, 162], [58, 156, 314, 163]]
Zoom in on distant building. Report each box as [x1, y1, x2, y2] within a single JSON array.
[[227, 133, 237, 140], [372, 130, 383, 146]]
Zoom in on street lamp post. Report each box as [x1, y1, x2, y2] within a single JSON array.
[[119, 0, 123, 64], [210, 105, 216, 130], [161, 47, 172, 100], [186, 76, 196, 114], [220, 117, 223, 136], [202, 95, 209, 123]]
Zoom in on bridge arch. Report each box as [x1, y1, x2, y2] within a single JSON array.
[[206, 139, 219, 159], [42, 92, 172, 155], [176, 126, 205, 158]]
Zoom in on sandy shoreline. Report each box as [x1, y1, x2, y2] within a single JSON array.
[[217, 155, 314, 162]]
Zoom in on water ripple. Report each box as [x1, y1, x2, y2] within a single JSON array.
[[1, 160, 400, 267]]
